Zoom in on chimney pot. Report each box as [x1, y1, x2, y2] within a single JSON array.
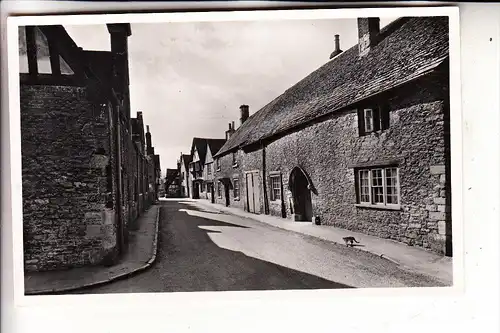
[[228, 122, 232, 130], [146, 125, 150, 133], [329, 34, 343, 60], [232, 121, 235, 130]]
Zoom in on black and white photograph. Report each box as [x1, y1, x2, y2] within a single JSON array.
[[10, 7, 460, 297]]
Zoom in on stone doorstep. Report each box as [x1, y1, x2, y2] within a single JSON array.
[[192, 199, 452, 285], [24, 205, 161, 295]]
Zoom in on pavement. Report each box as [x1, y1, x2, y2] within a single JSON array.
[[24, 204, 160, 295], [185, 198, 453, 286]]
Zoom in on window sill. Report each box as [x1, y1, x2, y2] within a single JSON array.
[[355, 204, 401, 211], [234, 197, 240, 201], [232, 164, 239, 168]]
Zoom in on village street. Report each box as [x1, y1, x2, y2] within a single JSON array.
[[69, 199, 444, 294]]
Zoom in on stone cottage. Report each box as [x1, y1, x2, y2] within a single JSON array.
[[19, 24, 160, 272], [213, 17, 452, 256]]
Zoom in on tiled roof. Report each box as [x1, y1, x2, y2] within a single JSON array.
[[215, 16, 449, 157]]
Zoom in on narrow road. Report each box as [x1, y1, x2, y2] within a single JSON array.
[[73, 200, 442, 294]]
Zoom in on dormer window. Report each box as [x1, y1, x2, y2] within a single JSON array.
[[216, 158, 220, 171], [358, 105, 389, 136]]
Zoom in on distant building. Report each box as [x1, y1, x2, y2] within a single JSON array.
[[187, 137, 225, 200], [19, 24, 161, 272], [165, 167, 181, 197], [213, 17, 451, 256], [179, 154, 192, 198]]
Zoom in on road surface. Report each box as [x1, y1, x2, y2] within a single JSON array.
[[71, 200, 443, 294]]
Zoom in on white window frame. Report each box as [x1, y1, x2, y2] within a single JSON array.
[[207, 163, 212, 175], [364, 108, 374, 133], [356, 166, 400, 209], [217, 181, 222, 198], [270, 175, 282, 202]]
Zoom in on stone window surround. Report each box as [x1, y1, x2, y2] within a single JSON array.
[[353, 162, 401, 211]]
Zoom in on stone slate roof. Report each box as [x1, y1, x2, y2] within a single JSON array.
[[153, 155, 161, 171], [215, 16, 449, 157], [190, 137, 226, 164], [180, 154, 192, 170], [131, 118, 139, 135], [207, 139, 227, 157]]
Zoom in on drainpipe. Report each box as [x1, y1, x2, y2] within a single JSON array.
[[114, 103, 124, 254], [261, 141, 270, 215]]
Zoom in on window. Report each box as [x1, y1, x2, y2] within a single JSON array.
[[233, 178, 240, 199], [207, 163, 212, 175], [356, 166, 399, 207], [217, 181, 222, 198], [232, 152, 238, 167], [20, 26, 75, 77], [270, 175, 282, 201], [216, 158, 220, 171], [364, 109, 374, 133], [358, 106, 389, 136], [201, 182, 205, 192]]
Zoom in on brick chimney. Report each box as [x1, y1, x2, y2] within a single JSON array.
[[329, 34, 343, 59], [357, 18, 380, 57], [240, 105, 249, 125], [225, 122, 235, 140]]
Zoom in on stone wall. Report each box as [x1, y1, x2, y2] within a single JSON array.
[[264, 73, 450, 254], [216, 72, 451, 255], [21, 84, 118, 272]]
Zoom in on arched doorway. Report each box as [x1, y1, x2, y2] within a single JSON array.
[[289, 167, 313, 222]]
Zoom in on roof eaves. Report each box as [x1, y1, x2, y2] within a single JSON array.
[[239, 56, 448, 150]]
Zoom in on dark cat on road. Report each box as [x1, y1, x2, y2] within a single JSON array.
[[342, 236, 360, 247]]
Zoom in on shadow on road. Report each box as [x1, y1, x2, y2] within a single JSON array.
[[151, 201, 353, 292]]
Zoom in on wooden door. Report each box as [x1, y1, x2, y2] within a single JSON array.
[[246, 172, 260, 214]]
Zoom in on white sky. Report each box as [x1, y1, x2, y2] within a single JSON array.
[[65, 17, 396, 175]]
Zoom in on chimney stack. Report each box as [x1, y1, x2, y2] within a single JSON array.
[[357, 17, 380, 57], [146, 125, 152, 153], [329, 34, 343, 59], [240, 105, 249, 125], [225, 122, 235, 140]]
